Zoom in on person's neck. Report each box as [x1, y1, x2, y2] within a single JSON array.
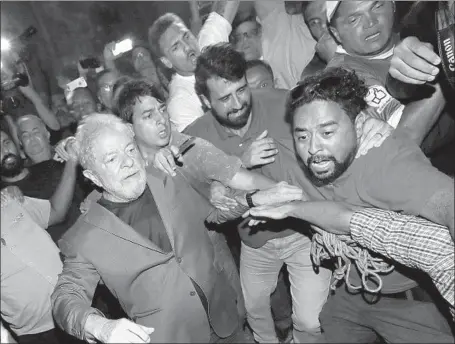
[[223, 112, 253, 138], [102, 191, 133, 204], [137, 135, 173, 164], [1, 168, 30, 183], [29, 150, 52, 165]]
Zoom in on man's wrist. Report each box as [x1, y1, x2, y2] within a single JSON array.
[[84, 313, 109, 343], [246, 189, 260, 208]]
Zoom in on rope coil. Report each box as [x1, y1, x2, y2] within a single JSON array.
[[310, 228, 394, 293]]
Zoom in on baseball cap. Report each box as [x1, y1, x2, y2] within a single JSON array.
[[326, 1, 341, 23]]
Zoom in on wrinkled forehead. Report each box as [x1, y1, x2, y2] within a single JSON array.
[[91, 127, 134, 159], [18, 116, 46, 133]]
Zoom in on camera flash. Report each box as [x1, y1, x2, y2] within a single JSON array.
[[1, 38, 10, 52]]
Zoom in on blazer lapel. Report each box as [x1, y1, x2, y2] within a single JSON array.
[[146, 167, 177, 246], [84, 202, 164, 253]]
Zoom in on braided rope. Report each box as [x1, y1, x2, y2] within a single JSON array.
[[310, 228, 394, 293]]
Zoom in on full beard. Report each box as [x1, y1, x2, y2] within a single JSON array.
[[304, 150, 355, 187], [212, 101, 252, 130], [1, 154, 25, 178]]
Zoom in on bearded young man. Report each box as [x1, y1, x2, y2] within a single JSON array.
[[280, 67, 453, 343]]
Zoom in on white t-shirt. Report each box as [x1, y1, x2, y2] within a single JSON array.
[[167, 12, 232, 132], [260, 1, 316, 89]]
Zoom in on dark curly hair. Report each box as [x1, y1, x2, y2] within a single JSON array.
[[287, 68, 368, 123], [113, 79, 163, 124], [195, 43, 247, 98]]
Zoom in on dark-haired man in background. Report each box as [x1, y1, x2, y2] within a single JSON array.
[[148, 1, 240, 132]]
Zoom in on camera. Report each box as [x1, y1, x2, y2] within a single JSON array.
[[1, 26, 37, 109]]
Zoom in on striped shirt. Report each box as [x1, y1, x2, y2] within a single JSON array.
[[350, 208, 454, 313]]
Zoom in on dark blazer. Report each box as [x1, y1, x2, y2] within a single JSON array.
[[51, 166, 239, 343]]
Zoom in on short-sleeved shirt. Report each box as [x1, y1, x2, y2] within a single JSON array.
[[167, 12, 232, 132], [260, 1, 316, 89], [1, 160, 86, 242], [1, 197, 62, 336], [185, 88, 325, 247], [316, 131, 452, 293], [327, 43, 404, 128], [99, 188, 172, 253]]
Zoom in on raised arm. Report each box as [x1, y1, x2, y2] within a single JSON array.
[[19, 85, 60, 131], [211, 0, 240, 24], [47, 159, 78, 226]]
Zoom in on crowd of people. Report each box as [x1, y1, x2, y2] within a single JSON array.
[[1, 1, 454, 344]]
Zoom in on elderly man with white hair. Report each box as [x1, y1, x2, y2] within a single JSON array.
[[51, 113, 304, 343]]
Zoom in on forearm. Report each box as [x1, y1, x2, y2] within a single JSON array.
[[3, 115, 21, 150], [52, 285, 104, 341], [350, 208, 454, 307], [396, 83, 446, 145], [287, 201, 355, 234], [211, 0, 240, 24], [255, 0, 281, 20], [49, 160, 78, 225], [227, 169, 276, 191], [206, 198, 249, 224], [26, 91, 60, 130]]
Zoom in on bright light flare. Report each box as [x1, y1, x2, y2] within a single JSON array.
[[1, 38, 11, 52]]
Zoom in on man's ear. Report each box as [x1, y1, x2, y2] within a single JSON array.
[[160, 56, 173, 69], [354, 112, 367, 141], [199, 94, 211, 109], [83, 169, 102, 188]]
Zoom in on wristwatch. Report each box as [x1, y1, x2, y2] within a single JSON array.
[[246, 189, 260, 208]]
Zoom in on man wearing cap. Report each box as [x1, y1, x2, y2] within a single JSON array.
[[326, 1, 453, 154]]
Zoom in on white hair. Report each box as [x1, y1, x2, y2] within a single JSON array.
[[74, 113, 134, 169]]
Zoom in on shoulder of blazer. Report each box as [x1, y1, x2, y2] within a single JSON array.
[[59, 203, 111, 249]]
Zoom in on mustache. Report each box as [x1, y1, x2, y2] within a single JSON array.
[[307, 155, 336, 165]]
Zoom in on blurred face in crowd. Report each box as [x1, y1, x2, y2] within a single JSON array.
[[97, 71, 119, 110], [71, 88, 97, 121], [17, 116, 52, 164], [83, 126, 147, 203], [304, 1, 329, 41], [293, 100, 358, 186], [330, 1, 395, 56], [231, 20, 262, 61], [130, 95, 171, 150], [202, 76, 252, 130], [0, 130, 24, 178], [246, 65, 274, 89], [159, 22, 200, 76]]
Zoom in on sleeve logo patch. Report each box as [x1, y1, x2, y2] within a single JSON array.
[[365, 85, 392, 114]]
